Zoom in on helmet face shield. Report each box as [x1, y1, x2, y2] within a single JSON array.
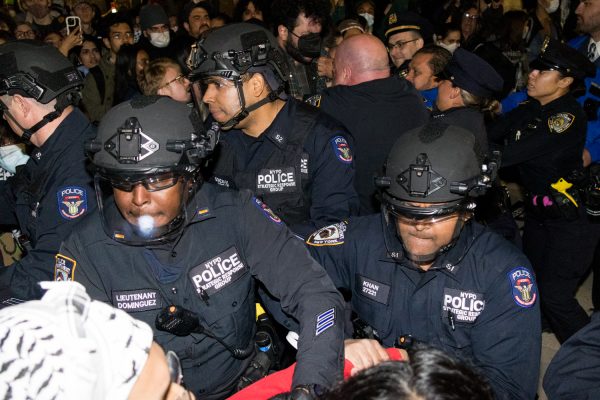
[[94, 173, 190, 246], [387, 200, 466, 225]]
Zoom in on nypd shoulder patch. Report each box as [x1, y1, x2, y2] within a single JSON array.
[[508, 267, 537, 308], [316, 307, 335, 336], [54, 254, 77, 281], [252, 197, 282, 225], [57, 186, 88, 220], [330, 136, 353, 164], [548, 112, 575, 134], [306, 222, 347, 246]]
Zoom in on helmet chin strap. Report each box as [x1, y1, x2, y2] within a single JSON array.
[[398, 213, 469, 267], [219, 79, 284, 130]]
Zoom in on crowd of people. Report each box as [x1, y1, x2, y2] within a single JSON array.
[[1, 0, 600, 399]]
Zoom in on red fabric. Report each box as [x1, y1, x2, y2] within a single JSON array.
[[227, 348, 403, 400]]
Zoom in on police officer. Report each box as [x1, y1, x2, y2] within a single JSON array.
[[187, 23, 359, 238], [382, 11, 432, 77], [56, 96, 345, 399], [489, 37, 599, 343], [0, 40, 95, 300], [306, 122, 541, 400]]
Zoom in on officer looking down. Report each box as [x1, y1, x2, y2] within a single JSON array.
[[307, 122, 541, 400], [0, 40, 95, 300], [55, 96, 345, 399], [187, 23, 359, 238]]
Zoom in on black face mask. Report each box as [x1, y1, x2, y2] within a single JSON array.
[[286, 31, 322, 63]]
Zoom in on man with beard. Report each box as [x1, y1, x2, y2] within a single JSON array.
[[19, 0, 64, 39], [180, 1, 212, 40], [271, 0, 331, 100]]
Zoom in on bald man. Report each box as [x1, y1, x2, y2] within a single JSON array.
[[307, 34, 428, 214]]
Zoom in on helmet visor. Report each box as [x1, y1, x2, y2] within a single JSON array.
[[387, 200, 468, 225], [94, 172, 189, 246]]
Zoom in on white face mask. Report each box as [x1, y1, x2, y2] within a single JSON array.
[[438, 41, 459, 54], [0, 144, 29, 174], [359, 13, 375, 28], [149, 31, 170, 48], [545, 0, 559, 14]]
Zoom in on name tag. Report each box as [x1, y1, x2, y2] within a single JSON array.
[[112, 289, 162, 312], [356, 275, 390, 305]]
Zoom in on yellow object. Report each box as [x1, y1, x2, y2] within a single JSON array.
[[551, 178, 578, 207], [256, 303, 266, 321]]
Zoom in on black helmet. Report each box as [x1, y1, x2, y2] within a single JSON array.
[[0, 40, 84, 141], [187, 23, 289, 129], [86, 96, 218, 245], [377, 122, 497, 217], [188, 22, 288, 87]]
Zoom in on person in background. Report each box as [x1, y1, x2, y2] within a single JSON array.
[[114, 43, 148, 104], [406, 45, 452, 110], [140, 57, 191, 104], [14, 21, 36, 40], [69, 33, 101, 76], [71, 0, 97, 36], [0, 281, 195, 400], [138, 3, 177, 60], [435, 22, 461, 54], [382, 10, 432, 76]]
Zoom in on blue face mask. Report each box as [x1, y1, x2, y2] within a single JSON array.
[[0, 144, 29, 174]]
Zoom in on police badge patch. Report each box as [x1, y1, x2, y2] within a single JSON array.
[[252, 197, 282, 225], [508, 267, 537, 308], [547, 113, 575, 134], [306, 222, 347, 246], [330, 136, 353, 164], [57, 186, 87, 220], [54, 254, 76, 281]]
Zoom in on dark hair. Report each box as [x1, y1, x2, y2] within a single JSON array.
[[68, 33, 101, 66], [270, 0, 331, 37], [0, 9, 16, 34], [179, 1, 213, 27], [233, 0, 271, 24], [97, 12, 132, 39], [414, 45, 452, 76], [114, 43, 144, 103], [322, 346, 494, 400]]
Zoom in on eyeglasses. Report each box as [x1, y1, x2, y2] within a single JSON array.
[[109, 173, 181, 192], [387, 203, 466, 225], [15, 30, 35, 39], [463, 12, 479, 20], [110, 31, 133, 40], [160, 74, 187, 89], [387, 38, 419, 51]]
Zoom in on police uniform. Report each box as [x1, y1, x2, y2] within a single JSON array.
[[489, 40, 599, 343], [431, 107, 488, 153], [307, 215, 541, 400], [207, 99, 359, 238], [56, 183, 345, 399], [0, 108, 96, 300], [308, 75, 429, 215]]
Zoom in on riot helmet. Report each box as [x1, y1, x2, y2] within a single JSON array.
[[0, 40, 84, 142], [187, 22, 289, 129], [86, 96, 218, 245], [376, 122, 498, 263]]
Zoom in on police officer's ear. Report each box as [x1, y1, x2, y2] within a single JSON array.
[[247, 73, 269, 98], [557, 75, 574, 89], [8, 94, 31, 119]]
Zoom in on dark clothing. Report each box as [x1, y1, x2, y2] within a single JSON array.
[[312, 76, 429, 214], [0, 108, 96, 300], [307, 215, 541, 400], [431, 106, 489, 154], [207, 99, 359, 238], [490, 94, 599, 342], [58, 184, 345, 399], [543, 311, 600, 399]]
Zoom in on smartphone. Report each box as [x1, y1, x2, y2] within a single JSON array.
[[66, 16, 81, 36]]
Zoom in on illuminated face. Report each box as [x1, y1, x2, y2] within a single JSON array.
[[576, 0, 600, 36], [186, 7, 210, 38], [79, 40, 101, 69], [201, 76, 245, 128], [157, 66, 191, 103], [387, 31, 423, 68], [461, 7, 479, 39], [526, 69, 570, 105], [104, 22, 134, 56], [406, 52, 438, 91]]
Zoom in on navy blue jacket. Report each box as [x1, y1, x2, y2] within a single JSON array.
[[0, 108, 96, 299], [206, 99, 359, 238], [308, 214, 541, 400], [57, 183, 345, 399]]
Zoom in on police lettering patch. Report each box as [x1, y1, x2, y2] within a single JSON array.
[[508, 267, 537, 308], [306, 222, 347, 246], [256, 167, 297, 194], [189, 247, 249, 297], [112, 289, 162, 312], [54, 254, 76, 281], [316, 307, 335, 336], [442, 288, 485, 324], [252, 197, 282, 225], [548, 112, 575, 133], [57, 186, 87, 220], [356, 275, 390, 305], [330, 136, 353, 164]]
